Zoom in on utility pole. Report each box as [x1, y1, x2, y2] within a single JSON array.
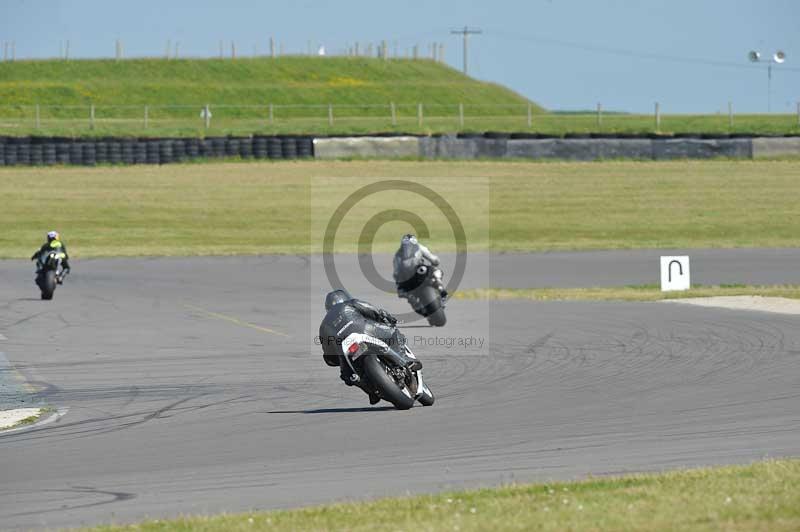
[[450, 26, 482, 75]]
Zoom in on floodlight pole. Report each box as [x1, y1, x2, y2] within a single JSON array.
[[767, 62, 772, 113], [451, 26, 482, 75], [750, 50, 786, 113]]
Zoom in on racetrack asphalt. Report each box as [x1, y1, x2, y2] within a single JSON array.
[[1, 251, 799, 530]]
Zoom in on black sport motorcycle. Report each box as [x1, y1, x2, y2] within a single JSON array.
[[34, 249, 68, 300], [396, 263, 447, 327], [341, 332, 435, 410]]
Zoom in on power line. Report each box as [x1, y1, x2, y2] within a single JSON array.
[[450, 26, 482, 75], [489, 29, 800, 74]]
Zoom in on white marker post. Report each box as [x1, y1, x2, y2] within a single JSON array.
[[660, 256, 690, 292]]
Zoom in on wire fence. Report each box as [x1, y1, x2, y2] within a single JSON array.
[[1, 102, 799, 136]]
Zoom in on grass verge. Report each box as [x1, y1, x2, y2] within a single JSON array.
[[454, 284, 800, 302], [2, 160, 800, 258], [81, 458, 800, 531]]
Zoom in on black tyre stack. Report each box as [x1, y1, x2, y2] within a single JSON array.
[[43, 142, 57, 165], [30, 142, 44, 166], [225, 137, 240, 158], [16, 138, 31, 166], [55, 141, 70, 165], [186, 138, 201, 159], [159, 139, 173, 165], [134, 141, 147, 164], [146, 141, 160, 164], [68, 142, 83, 165], [281, 136, 297, 159], [5, 141, 17, 166], [0, 134, 315, 165], [253, 136, 268, 159], [267, 137, 283, 159], [108, 140, 123, 164], [200, 138, 213, 158], [172, 138, 187, 163], [296, 136, 313, 158], [83, 142, 96, 166], [238, 137, 253, 159], [95, 141, 109, 164], [120, 140, 134, 165], [211, 137, 226, 158]]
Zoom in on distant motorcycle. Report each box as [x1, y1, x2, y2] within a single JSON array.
[[341, 332, 435, 410], [396, 263, 447, 327], [34, 249, 68, 300]]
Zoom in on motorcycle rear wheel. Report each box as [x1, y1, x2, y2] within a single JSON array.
[[427, 308, 447, 327], [361, 355, 415, 410]]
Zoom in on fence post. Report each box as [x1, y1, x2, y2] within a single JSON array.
[[144, 105, 149, 129], [270, 37, 275, 58], [417, 103, 423, 127], [527, 103, 533, 128], [268, 103, 273, 125], [797, 101, 799, 126], [596, 102, 602, 128], [35, 104, 40, 129], [390, 102, 396, 126], [654, 102, 660, 132], [90, 104, 95, 130], [458, 103, 464, 128], [728, 101, 733, 129], [328, 104, 334, 126], [204, 104, 211, 129]]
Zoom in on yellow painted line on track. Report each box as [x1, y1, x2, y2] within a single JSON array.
[[183, 304, 290, 338]]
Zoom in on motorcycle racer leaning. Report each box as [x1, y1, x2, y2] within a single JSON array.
[[318, 289, 421, 404], [392, 234, 447, 299], [31, 230, 71, 283]]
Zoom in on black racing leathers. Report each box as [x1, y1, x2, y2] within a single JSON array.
[[319, 298, 410, 383], [393, 240, 445, 297]]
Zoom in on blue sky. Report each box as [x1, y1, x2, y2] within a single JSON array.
[[1, 0, 798, 113]]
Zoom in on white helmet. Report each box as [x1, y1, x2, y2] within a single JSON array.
[[47, 230, 59, 241]]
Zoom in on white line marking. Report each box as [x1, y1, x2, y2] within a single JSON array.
[[0, 407, 69, 436]]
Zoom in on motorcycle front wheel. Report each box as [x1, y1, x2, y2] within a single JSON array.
[[39, 270, 56, 300]]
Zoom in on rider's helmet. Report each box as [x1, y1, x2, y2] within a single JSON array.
[[324, 289, 351, 311], [47, 230, 60, 242], [399, 234, 419, 260], [401, 234, 417, 245]]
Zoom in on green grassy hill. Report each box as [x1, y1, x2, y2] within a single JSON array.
[[0, 57, 540, 136], [0, 57, 536, 110], [0, 57, 537, 106]]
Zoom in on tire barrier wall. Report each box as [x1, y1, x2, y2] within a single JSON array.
[[313, 136, 420, 159], [2, 134, 799, 166], [751, 137, 800, 158], [312, 134, 800, 161], [0, 136, 314, 166], [418, 136, 761, 160]]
